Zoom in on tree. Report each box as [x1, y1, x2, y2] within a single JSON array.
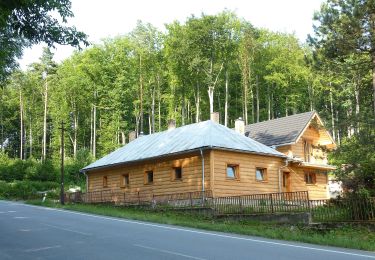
[[310, 0, 375, 115], [331, 128, 375, 196], [0, 0, 88, 81]]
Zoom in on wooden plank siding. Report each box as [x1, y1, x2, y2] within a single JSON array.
[[86, 149, 328, 200], [87, 151, 211, 195], [287, 165, 328, 200], [211, 150, 285, 197]]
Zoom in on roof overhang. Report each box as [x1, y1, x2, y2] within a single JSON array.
[[294, 161, 337, 171], [81, 146, 286, 173]]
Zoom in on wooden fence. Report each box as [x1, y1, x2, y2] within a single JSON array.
[[211, 191, 310, 215], [66, 189, 213, 207], [310, 197, 375, 222], [65, 190, 375, 222]]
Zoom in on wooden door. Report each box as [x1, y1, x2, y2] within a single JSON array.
[[282, 172, 291, 193]]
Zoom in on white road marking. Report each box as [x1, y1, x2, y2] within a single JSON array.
[[7, 202, 375, 259], [19, 229, 31, 232], [25, 245, 61, 252], [7, 210, 16, 213], [14, 216, 28, 219], [42, 223, 92, 236], [134, 244, 207, 260]]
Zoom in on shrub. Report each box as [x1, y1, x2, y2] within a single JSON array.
[[0, 180, 59, 200]]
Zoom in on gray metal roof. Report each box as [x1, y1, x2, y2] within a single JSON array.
[[245, 111, 316, 147], [82, 120, 286, 172]]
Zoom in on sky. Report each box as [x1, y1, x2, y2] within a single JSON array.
[[18, 0, 324, 70]]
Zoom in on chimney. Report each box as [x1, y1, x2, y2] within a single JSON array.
[[128, 131, 136, 142], [168, 119, 176, 130], [210, 112, 220, 124], [235, 117, 245, 134]]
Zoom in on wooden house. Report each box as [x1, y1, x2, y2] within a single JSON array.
[[245, 111, 336, 199], [81, 111, 335, 200]]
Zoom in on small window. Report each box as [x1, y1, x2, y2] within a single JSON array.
[[226, 164, 239, 179], [174, 167, 182, 180], [145, 171, 154, 184], [103, 176, 108, 187], [121, 174, 130, 187], [256, 168, 267, 181], [305, 172, 316, 184]]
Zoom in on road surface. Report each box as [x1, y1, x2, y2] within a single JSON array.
[[0, 200, 374, 259]]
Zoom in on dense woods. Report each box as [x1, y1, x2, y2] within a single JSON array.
[[0, 4, 374, 194]]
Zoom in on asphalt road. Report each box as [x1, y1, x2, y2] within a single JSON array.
[[0, 200, 374, 260]]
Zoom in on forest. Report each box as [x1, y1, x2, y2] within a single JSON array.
[[0, 1, 374, 196]]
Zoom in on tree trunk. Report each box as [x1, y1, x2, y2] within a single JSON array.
[[42, 77, 48, 161], [267, 84, 271, 120], [285, 96, 288, 117], [0, 86, 3, 152], [208, 86, 214, 114], [29, 118, 32, 157], [336, 110, 340, 145], [139, 54, 144, 134], [73, 112, 78, 158], [354, 76, 360, 133], [256, 75, 259, 123], [372, 53, 375, 115], [196, 81, 200, 123], [157, 75, 161, 132], [148, 112, 151, 134], [224, 69, 229, 127], [19, 89, 23, 160], [93, 104, 96, 159], [90, 105, 93, 154], [308, 83, 314, 111], [151, 86, 155, 133], [330, 86, 335, 141]]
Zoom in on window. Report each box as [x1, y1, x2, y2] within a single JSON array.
[[121, 174, 130, 187], [103, 176, 108, 187], [145, 171, 154, 184], [304, 172, 316, 184], [226, 164, 239, 179], [173, 167, 182, 180], [255, 168, 267, 181]]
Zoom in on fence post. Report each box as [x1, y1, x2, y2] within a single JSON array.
[[123, 192, 126, 205], [270, 194, 274, 213], [138, 191, 140, 205], [189, 192, 193, 208], [239, 196, 243, 214], [100, 190, 103, 203], [306, 191, 312, 216]]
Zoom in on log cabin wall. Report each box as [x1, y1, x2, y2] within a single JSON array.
[[211, 150, 285, 197], [87, 151, 211, 195], [287, 165, 329, 199]]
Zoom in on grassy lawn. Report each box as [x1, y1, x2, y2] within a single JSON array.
[[27, 200, 375, 252]]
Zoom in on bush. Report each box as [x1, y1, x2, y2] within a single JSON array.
[[25, 159, 57, 182], [0, 180, 59, 200]]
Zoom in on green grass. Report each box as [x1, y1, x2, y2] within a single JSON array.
[[26, 200, 375, 252]]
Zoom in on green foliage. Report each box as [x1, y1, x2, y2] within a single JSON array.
[[330, 129, 375, 196], [0, 180, 59, 200], [0, 0, 88, 81]]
